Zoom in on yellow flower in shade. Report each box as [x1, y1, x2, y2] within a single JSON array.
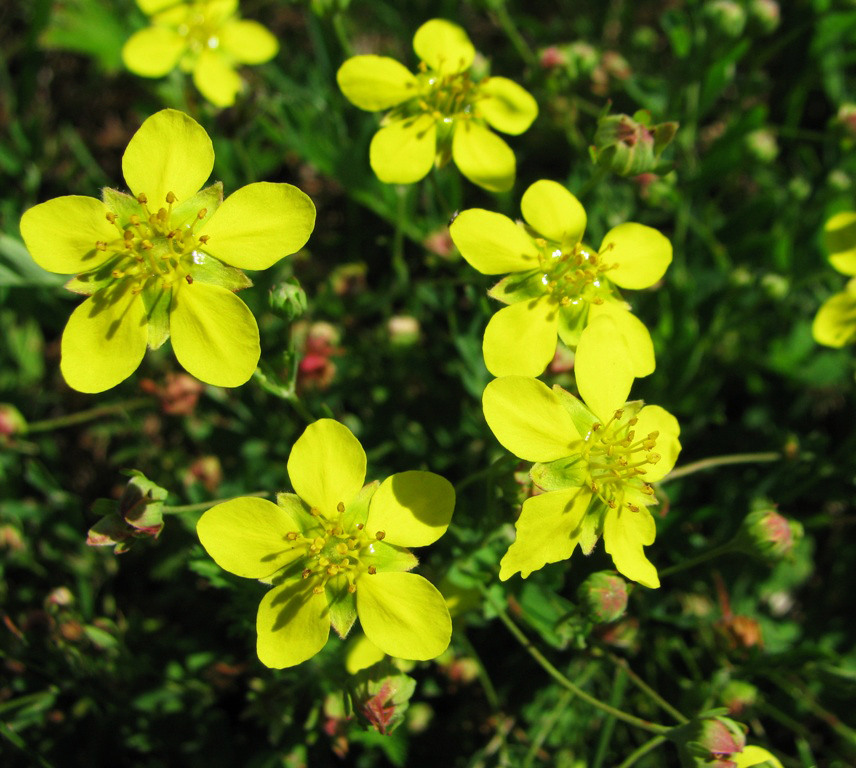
[[450, 179, 672, 378], [122, 0, 278, 107], [813, 211, 856, 347], [20, 109, 315, 393], [733, 746, 784, 768], [482, 317, 681, 587], [337, 18, 538, 192], [197, 419, 455, 669]]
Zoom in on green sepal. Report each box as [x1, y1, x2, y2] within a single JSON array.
[[65, 254, 124, 296], [552, 385, 598, 438], [141, 282, 171, 349], [362, 540, 418, 573], [348, 661, 416, 735], [487, 270, 544, 305], [187, 251, 253, 292], [342, 480, 380, 532], [276, 492, 318, 534], [556, 302, 588, 347], [102, 187, 144, 226], [579, 502, 605, 554], [119, 469, 167, 533], [530, 455, 588, 492], [327, 573, 358, 638], [173, 182, 223, 230]]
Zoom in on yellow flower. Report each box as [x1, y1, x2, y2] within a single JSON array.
[[197, 419, 455, 668], [733, 746, 784, 768], [450, 179, 672, 377], [20, 109, 315, 393], [337, 18, 538, 192], [122, 0, 278, 107], [813, 211, 856, 347]]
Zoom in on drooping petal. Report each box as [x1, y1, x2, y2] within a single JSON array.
[[193, 49, 243, 107], [356, 572, 451, 660], [600, 222, 672, 290], [813, 288, 856, 347], [122, 109, 214, 207], [477, 77, 538, 136], [452, 120, 515, 193], [60, 284, 148, 393], [366, 471, 454, 547], [449, 209, 538, 274], [122, 27, 185, 77], [588, 301, 655, 377], [413, 19, 474, 74], [197, 497, 302, 579], [575, 314, 634, 422], [482, 376, 580, 462], [634, 405, 681, 482], [200, 182, 316, 270], [256, 580, 330, 668], [520, 180, 586, 245], [336, 55, 419, 111], [287, 419, 367, 516], [602, 505, 659, 588], [369, 115, 437, 185], [20, 196, 117, 274], [824, 211, 856, 275], [733, 746, 784, 768], [499, 488, 592, 580], [220, 19, 278, 64], [483, 298, 559, 377], [345, 634, 386, 674], [169, 282, 260, 387]]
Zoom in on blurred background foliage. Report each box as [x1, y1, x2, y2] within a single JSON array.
[[2, 0, 856, 766]]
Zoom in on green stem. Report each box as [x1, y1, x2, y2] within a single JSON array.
[[603, 652, 689, 724], [522, 689, 573, 768], [658, 540, 742, 578], [162, 490, 269, 515], [488, 0, 537, 69], [661, 452, 780, 483], [25, 398, 151, 433], [391, 186, 409, 290], [615, 735, 668, 768], [484, 587, 670, 735], [457, 631, 501, 713], [331, 11, 352, 57]]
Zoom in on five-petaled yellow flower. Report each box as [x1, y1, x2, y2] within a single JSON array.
[[813, 211, 856, 347], [337, 18, 538, 192], [123, 0, 278, 107], [197, 419, 456, 669], [20, 109, 315, 393], [451, 179, 672, 378], [482, 316, 681, 587]]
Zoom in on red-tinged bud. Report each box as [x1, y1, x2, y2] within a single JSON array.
[[0, 404, 27, 436], [577, 570, 630, 623], [734, 503, 802, 562], [591, 112, 678, 177], [667, 712, 747, 767], [348, 661, 417, 735], [720, 681, 758, 716]]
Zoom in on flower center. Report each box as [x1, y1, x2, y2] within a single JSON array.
[[537, 240, 618, 309], [418, 70, 479, 122], [175, 4, 224, 53], [97, 192, 208, 294], [582, 409, 661, 512]]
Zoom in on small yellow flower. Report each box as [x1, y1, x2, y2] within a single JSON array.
[[450, 179, 672, 377], [20, 109, 315, 393], [197, 419, 456, 669], [337, 18, 538, 192], [123, 0, 278, 107], [813, 211, 856, 347]]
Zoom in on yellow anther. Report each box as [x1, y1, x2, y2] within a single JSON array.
[[312, 585, 323, 594], [285, 532, 299, 541], [628, 417, 638, 426], [367, 565, 377, 575], [348, 538, 358, 549], [356, 523, 364, 530], [643, 439, 657, 451], [137, 193, 148, 204], [614, 409, 624, 420], [198, 235, 210, 244], [95, 241, 107, 251], [627, 503, 640, 513], [375, 531, 386, 541], [642, 484, 655, 495], [124, 230, 134, 241], [166, 191, 177, 204], [129, 215, 141, 226], [111, 269, 124, 278], [141, 240, 153, 250], [312, 536, 325, 549], [646, 453, 661, 464], [648, 431, 660, 440], [310, 507, 320, 517], [337, 502, 345, 513], [302, 568, 312, 579], [318, 556, 330, 567], [157, 207, 168, 220], [336, 542, 348, 556], [591, 482, 599, 493], [185, 275, 193, 284], [197, 208, 207, 219], [105, 212, 118, 223], [327, 565, 339, 575], [592, 423, 602, 431], [348, 584, 356, 594], [607, 499, 617, 508]]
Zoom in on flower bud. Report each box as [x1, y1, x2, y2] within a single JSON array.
[[720, 680, 759, 716], [577, 570, 630, 623], [749, 0, 780, 33], [591, 112, 678, 177], [0, 404, 27, 436], [734, 503, 802, 562], [348, 661, 416, 735], [705, 0, 747, 37], [745, 129, 778, 163], [87, 470, 168, 553], [668, 712, 747, 767], [269, 277, 307, 321], [388, 315, 421, 347]]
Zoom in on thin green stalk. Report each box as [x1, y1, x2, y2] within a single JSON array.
[[604, 652, 689, 724], [662, 452, 780, 483], [658, 541, 741, 578], [162, 490, 269, 515], [483, 587, 670, 736], [391, 186, 409, 289], [26, 398, 151, 433], [522, 688, 573, 768], [457, 631, 501, 713], [592, 667, 628, 768], [615, 735, 668, 768], [488, 0, 537, 69]]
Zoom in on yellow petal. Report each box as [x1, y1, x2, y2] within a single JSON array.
[[336, 55, 419, 111], [812, 290, 856, 347], [20, 196, 116, 274], [413, 19, 474, 74], [60, 284, 148, 393], [169, 282, 260, 387], [477, 77, 538, 136], [200, 182, 316, 270], [197, 497, 302, 578], [733, 746, 784, 768], [499, 488, 592, 580], [520, 180, 586, 244], [575, 314, 634, 421], [287, 419, 367, 516], [825, 211, 856, 275], [634, 405, 681, 482], [193, 48, 243, 107], [482, 376, 580, 462], [600, 222, 672, 290], [357, 572, 451, 660], [449, 209, 538, 274], [256, 581, 330, 668], [370, 115, 437, 184], [588, 301, 655, 377], [603, 505, 659, 588], [122, 27, 185, 77], [483, 298, 558, 377], [345, 634, 386, 674], [452, 120, 515, 192], [220, 19, 278, 64], [122, 109, 214, 208]]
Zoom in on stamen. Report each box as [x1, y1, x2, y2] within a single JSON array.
[[375, 531, 386, 541]]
